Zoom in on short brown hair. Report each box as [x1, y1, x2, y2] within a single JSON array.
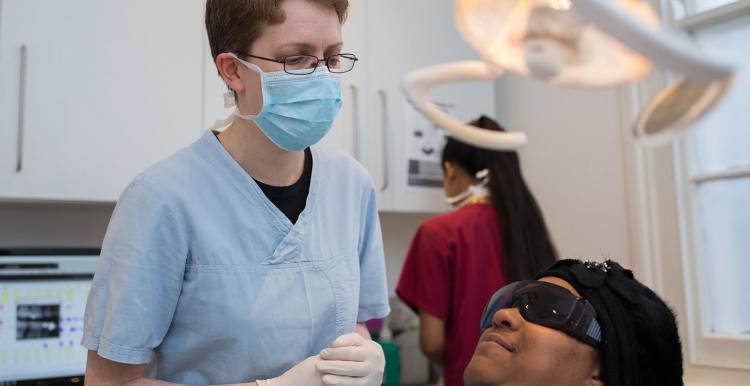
[[205, 0, 349, 61]]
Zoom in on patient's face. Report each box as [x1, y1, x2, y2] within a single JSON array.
[[463, 277, 601, 386]]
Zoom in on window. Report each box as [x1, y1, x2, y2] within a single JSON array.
[[669, 0, 750, 370], [685, 13, 750, 337], [692, 0, 741, 13], [671, 0, 747, 16], [620, 2, 750, 382]]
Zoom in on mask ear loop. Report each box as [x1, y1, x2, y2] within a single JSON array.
[[445, 189, 474, 206], [468, 168, 490, 197], [211, 54, 267, 131], [210, 90, 238, 131], [231, 54, 266, 119]]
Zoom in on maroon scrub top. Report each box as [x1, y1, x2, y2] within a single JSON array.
[[396, 203, 509, 386]]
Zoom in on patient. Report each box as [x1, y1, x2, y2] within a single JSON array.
[[464, 259, 683, 386]]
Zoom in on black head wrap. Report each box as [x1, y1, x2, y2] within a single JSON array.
[[535, 259, 684, 386]]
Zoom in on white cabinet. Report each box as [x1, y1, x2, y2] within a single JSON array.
[[318, 0, 368, 159], [0, 0, 490, 209], [0, 0, 204, 202]]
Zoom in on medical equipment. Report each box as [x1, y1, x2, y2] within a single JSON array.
[[0, 249, 98, 385], [402, 0, 734, 150]]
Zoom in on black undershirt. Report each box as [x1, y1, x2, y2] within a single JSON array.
[[253, 148, 313, 224]]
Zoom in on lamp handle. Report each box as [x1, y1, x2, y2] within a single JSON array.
[[401, 60, 528, 150]]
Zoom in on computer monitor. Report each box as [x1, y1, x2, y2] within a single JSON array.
[[0, 249, 99, 385]]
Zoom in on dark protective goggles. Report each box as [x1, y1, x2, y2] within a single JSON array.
[[480, 280, 602, 347]]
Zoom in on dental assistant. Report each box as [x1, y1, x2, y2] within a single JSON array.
[[396, 116, 557, 386], [82, 1, 389, 385]]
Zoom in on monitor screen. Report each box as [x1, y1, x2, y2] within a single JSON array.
[[0, 249, 98, 384]]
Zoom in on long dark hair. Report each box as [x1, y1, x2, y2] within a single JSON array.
[[441, 115, 558, 282]]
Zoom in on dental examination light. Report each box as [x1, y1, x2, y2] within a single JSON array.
[[402, 0, 734, 150]]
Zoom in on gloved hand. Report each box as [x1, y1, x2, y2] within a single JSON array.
[[317, 333, 385, 386], [256, 355, 325, 386]]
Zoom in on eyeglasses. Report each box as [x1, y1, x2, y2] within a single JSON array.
[[480, 280, 602, 347], [235, 52, 358, 75]]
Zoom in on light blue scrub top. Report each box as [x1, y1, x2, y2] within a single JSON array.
[[82, 131, 390, 384]]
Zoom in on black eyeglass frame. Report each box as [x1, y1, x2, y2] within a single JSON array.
[[235, 51, 359, 75]]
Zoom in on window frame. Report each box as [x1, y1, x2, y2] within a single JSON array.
[[670, 0, 750, 370], [673, 142, 750, 370], [623, 0, 750, 376]]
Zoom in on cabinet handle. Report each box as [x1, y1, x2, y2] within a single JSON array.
[[16, 45, 28, 174], [350, 84, 362, 160], [378, 89, 389, 192]]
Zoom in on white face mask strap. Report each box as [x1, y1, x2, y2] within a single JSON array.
[[210, 109, 236, 131], [468, 183, 490, 198], [475, 168, 490, 181], [234, 107, 260, 120], [212, 53, 265, 131], [470, 169, 491, 197], [445, 189, 474, 206], [221, 53, 265, 119], [230, 53, 264, 74]]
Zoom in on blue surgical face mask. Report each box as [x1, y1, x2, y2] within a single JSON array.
[[231, 54, 342, 152]]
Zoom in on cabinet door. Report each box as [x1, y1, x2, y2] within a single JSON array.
[[319, 0, 368, 161], [0, 0, 204, 202], [319, 0, 394, 207], [366, 0, 497, 213]]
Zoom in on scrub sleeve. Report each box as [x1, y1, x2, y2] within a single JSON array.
[[81, 175, 187, 364], [356, 183, 391, 322]]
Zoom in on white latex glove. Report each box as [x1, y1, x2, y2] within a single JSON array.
[[317, 333, 385, 386], [256, 355, 325, 386]]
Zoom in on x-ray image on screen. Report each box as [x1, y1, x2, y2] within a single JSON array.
[[16, 304, 61, 340]]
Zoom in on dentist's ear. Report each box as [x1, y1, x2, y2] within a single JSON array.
[[215, 53, 263, 115], [215, 53, 246, 95]]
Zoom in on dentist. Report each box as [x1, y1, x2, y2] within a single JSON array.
[[82, 1, 389, 385]]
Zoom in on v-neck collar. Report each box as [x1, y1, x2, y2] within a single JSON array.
[[198, 131, 320, 236]]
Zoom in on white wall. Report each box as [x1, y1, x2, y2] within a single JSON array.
[[379, 211, 435, 295], [496, 74, 632, 267]]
